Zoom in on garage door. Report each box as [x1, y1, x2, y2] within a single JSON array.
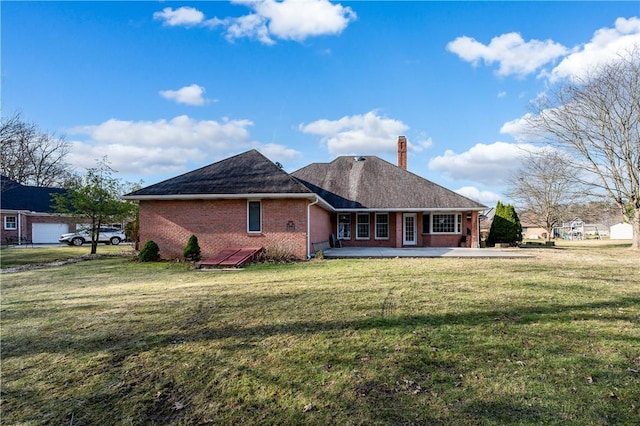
[[32, 223, 69, 244]]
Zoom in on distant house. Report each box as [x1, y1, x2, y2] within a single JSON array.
[[610, 222, 633, 240], [0, 176, 80, 244], [511, 211, 548, 240], [520, 224, 548, 240], [125, 137, 487, 259]]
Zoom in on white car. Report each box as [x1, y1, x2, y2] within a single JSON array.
[[59, 227, 126, 246]]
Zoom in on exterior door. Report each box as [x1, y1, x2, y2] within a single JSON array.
[[403, 213, 417, 245]]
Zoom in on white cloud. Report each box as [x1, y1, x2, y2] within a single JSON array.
[[548, 17, 640, 82], [410, 135, 433, 152], [254, 142, 301, 162], [67, 142, 203, 177], [455, 186, 501, 207], [159, 84, 208, 106], [225, 13, 274, 45], [428, 141, 541, 186], [153, 7, 206, 27], [67, 115, 256, 175], [66, 115, 301, 178], [448, 17, 640, 81], [248, 0, 357, 42], [499, 113, 538, 142], [153, 1, 356, 45], [299, 111, 408, 155], [447, 32, 568, 77]]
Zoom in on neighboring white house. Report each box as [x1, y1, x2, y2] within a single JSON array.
[[609, 222, 633, 240]]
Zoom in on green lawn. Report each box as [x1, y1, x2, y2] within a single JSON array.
[[1, 244, 639, 425]]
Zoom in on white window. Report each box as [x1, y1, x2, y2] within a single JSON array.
[[432, 213, 461, 234], [247, 201, 261, 233], [356, 213, 370, 239], [4, 216, 17, 230], [375, 213, 389, 240], [338, 214, 351, 240]]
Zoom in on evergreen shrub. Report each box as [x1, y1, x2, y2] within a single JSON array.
[[183, 235, 202, 262], [487, 201, 523, 246], [139, 240, 160, 262]]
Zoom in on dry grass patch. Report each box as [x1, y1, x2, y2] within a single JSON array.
[[1, 244, 134, 269], [1, 243, 639, 425]]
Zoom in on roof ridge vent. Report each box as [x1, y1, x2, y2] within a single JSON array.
[[354, 156, 366, 162]]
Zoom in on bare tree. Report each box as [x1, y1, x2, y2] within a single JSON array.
[[0, 112, 73, 186], [506, 150, 583, 241], [527, 46, 640, 249]]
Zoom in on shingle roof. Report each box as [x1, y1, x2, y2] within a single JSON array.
[[126, 150, 313, 197], [292, 156, 487, 210], [0, 175, 67, 212]]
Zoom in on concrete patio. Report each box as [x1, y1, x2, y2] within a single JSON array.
[[322, 246, 531, 258]]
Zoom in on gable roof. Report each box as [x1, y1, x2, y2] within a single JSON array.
[[292, 156, 487, 211], [0, 175, 67, 213], [125, 150, 314, 199]]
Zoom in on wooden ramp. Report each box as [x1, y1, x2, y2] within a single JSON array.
[[199, 247, 263, 268]]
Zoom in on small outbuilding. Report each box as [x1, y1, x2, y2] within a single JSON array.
[[609, 222, 633, 240]]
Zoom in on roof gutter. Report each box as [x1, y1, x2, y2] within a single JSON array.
[[333, 207, 487, 212], [123, 193, 319, 201]]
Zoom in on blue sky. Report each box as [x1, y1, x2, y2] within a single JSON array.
[[3, 1, 639, 206]]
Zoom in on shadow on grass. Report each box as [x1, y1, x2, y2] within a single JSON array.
[[4, 295, 639, 358], [3, 293, 639, 424]]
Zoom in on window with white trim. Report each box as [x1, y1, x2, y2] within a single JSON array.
[[338, 214, 351, 240], [375, 213, 389, 239], [4, 216, 17, 230], [247, 201, 261, 233], [432, 213, 461, 234], [356, 213, 370, 240]]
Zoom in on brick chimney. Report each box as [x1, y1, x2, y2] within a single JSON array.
[[397, 136, 407, 170]]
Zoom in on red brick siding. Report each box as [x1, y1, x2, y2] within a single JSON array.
[[394, 212, 403, 248], [470, 211, 480, 248], [139, 198, 309, 259], [421, 234, 466, 247], [309, 205, 332, 246]]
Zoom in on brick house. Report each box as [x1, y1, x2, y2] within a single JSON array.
[[0, 175, 81, 244], [125, 137, 487, 259]]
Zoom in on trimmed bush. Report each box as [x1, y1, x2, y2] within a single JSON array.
[[488, 201, 523, 246], [138, 240, 160, 262], [256, 245, 298, 263], [183, 235, 201, 262]]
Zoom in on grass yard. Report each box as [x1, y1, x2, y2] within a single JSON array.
[[1, 243, 639, 425]]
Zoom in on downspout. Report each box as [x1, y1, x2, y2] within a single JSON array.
[[307, 197, 319, 259], [17, 212, 22, 246]]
